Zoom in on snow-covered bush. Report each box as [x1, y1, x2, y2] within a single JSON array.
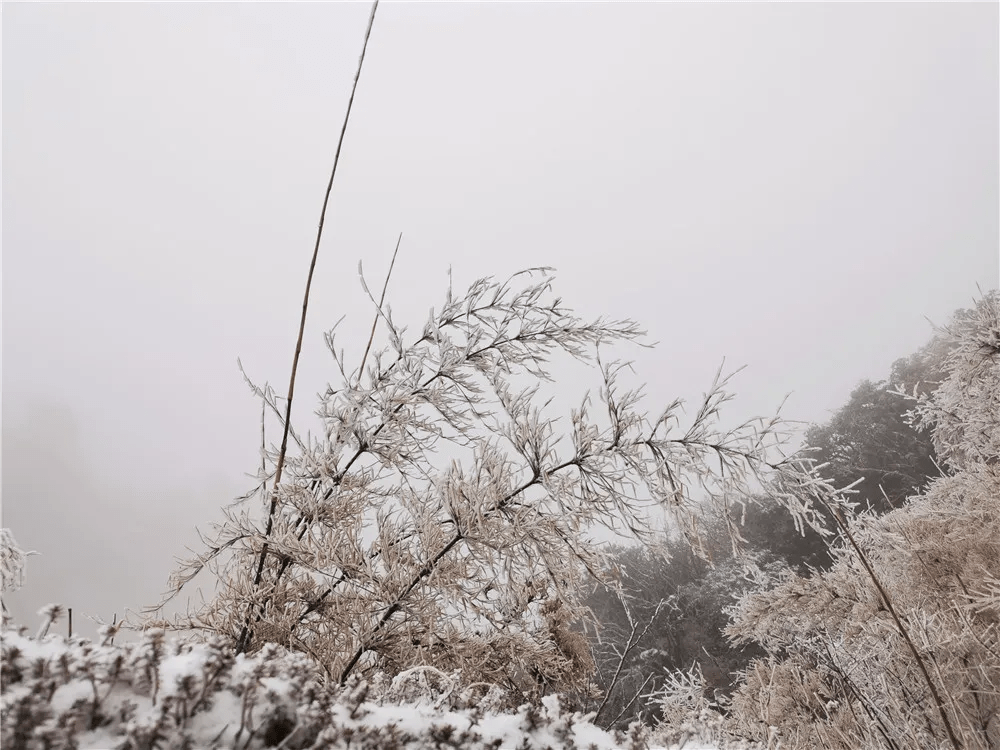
[[152, 270, 825, 703], [2, 614, 651, 749], [2, 528, 36, 598], [904, 290, 1000, 472], [723, 291, 1000, 750], [648, 664, 730, 748]]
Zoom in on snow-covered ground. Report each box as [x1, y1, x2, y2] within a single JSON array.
[[2, 624, 723, 750]]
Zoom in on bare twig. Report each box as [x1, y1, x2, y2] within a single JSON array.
[[606, 673, 653, 730], [594, 593, 666, 727], [357, 232, 403, 386]]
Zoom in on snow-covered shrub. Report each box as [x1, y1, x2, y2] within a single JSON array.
[[153, 270, 824, 704], [649, 664, 721, 744], [2, 614, 654, 749], [724, 291, 1000, 750], [903, 290, 1000, 472], [1, 528, 37, 598], [644, 660, 771, 750], [2, 620, 322, 749]]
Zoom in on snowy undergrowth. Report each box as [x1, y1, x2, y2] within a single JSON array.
[[1, 615, 721, 750]]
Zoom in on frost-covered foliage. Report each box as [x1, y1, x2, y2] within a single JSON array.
[[647, 664, 760, 750], [2, 616, 658, 750], [153, 270, 828, 701], [903, 289, 1000, 472], [1, 528, 36, 597], [723, 291, 1000, 750]]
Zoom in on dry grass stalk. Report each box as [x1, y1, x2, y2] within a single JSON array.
[[238, 0, 381, 655]]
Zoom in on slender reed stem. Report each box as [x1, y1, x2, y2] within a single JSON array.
[[826, 503, 962, 750], [237, 0, 381, 655], [594, 595, 665, 727]]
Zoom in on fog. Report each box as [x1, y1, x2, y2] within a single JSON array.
[[3, 3, 997, 635]]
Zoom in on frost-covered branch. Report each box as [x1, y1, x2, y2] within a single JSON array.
[[152, 269, 817, 704]]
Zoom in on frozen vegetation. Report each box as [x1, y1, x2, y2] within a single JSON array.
[[3, 285, 997, 749], [1, 605, 725, 749]]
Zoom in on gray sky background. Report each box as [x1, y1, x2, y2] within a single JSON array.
[[3, 3, 998, 635]]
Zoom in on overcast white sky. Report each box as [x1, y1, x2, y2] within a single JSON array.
[[3, 3, 998, 634]]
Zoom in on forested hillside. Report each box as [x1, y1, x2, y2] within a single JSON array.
[[586, 305, 962, 729]]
